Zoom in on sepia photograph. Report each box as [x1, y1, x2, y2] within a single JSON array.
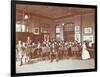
[[11, 0, 97, 76]]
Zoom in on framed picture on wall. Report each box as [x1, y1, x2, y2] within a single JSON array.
[[11, 0, 97, 76], [34, 28, 39, 34], [84, 27, 93, 34]]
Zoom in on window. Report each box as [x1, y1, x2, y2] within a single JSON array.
[[56, 34, 61, 41], [75, 26, 80, 33], [22, 24, 26, 32], [83, 35, 94, 43], [16, 24, 22, 32], [56, 34, 60, 38], [75, 26, 80, 42], [56, 26, 61, 41], [56, 28, 60, 33], [16, 24, 26, 32]]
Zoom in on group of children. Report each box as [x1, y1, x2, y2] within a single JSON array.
[[16, 36, 92, 66]]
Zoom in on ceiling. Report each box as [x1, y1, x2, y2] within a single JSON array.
[[16, 4, 95, 20]]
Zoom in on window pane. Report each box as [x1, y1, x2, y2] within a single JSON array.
[[22, 24, 25, 32], [56, 28, 60, 33], [16, 24, 22, 32]]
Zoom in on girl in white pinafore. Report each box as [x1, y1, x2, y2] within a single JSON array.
[[82, 42, 90, 60]]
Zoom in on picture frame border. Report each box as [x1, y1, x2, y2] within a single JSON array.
[[11, 0, 97, 76]]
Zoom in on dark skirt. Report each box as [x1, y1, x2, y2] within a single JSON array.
[[26, 47, 32, 58]]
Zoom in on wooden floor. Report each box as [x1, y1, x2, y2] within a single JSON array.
[[16, 58, 95, 73]]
